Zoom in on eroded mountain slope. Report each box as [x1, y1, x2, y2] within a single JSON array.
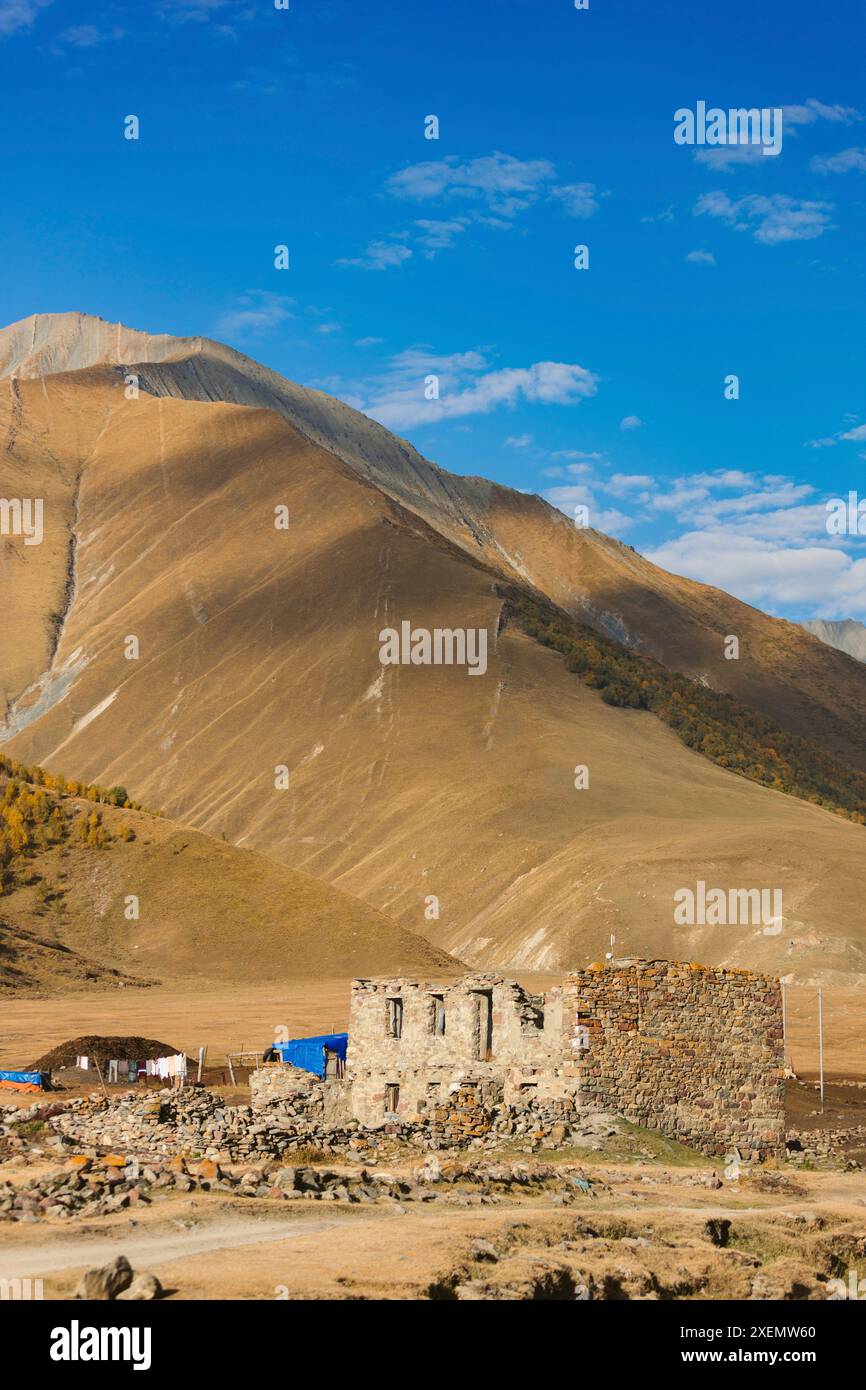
[[1, 365, 865, 979], [3, 312, 863, 771]]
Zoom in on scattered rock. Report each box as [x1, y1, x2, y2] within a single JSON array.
[[116, 1273, 163, 1302], [75, 1255, 133, 1301]]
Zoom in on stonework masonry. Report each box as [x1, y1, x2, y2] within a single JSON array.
[[345, 959, 785, 1160]]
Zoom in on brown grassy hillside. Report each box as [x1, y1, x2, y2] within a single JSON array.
[[0, 757, 459, 992]]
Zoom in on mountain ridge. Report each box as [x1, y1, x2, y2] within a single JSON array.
[[801, 618, 866, 665], [4, 310, 864, 772], [3, 313, 866, 980]]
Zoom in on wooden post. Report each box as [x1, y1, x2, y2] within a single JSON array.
[[196, 1046, 207, 1084], [93, 1056, 109, 1101], [818, 988, 825, 1113], [226, 1054, 236, 1086]]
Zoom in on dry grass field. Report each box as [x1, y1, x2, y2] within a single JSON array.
[[1, 1145, 864, 1301], [1, 976, 863, 1080]]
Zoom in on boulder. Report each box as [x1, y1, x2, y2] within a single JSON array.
[[116, 1273, 163, 1302], [75, 1255, 133, 1300]]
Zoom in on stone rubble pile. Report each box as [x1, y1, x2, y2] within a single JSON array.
[[0, 1099, 73, 1160], [786, 1124, 866, 1163], [5, 1085, 859, 1183], [45, 1087, 367, 1163], [417, 1083, 592, 1150], [0, 1146, 606, 1223], [34, 1084, 621, 1166], [0, 1155, 153, 1222]]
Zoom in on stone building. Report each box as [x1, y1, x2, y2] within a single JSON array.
[[346, 959, 785, 1159]]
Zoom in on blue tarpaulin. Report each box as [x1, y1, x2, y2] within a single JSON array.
[[0, 1070, 46, 1087], [273, 1034, 348, 1078]]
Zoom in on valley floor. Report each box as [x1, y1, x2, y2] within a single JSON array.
[[0, 1147, 864, 1301], [1, 976, 864, 1079], [2, 976, 865, 1301]]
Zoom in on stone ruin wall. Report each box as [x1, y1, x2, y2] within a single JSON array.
[[562, 960, 785, 1159], [341, 961, 785, 1160], [346, 976, 569, 1127]]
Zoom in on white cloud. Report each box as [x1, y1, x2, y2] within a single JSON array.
[[215, 291, 294, 337], [541, 466, 862, 612], [376, 153, 600, 258], [782, 98, 862, 127], [505, 434, 533, 448], [55, 23, 109, 47], [359, 349, 599, 430], [315, 321, 341, 335], [337, 238, 413, 271], [386, 152, 555, 218], [639, 461, 866, 615], [608, 473, 654, 494], [691, 101, 861, 170], [542, 484, 634, 535], [805, 419, 866, 448], [694, 144, 769, 170], [695, 190, 834, 243], [686, 249, 716, 265], [689, 484, 816, 526], [811, 147, 866, 174], [641, 475, 816, 526], [549, 182, 599, 217], [0, 0, 52, 37], [619, 415, 643, 431], [646, 530, 866, 615], [413, 218, 470, 255], [158, 0, 233, 20], [354, 336, 383, 347], [642, 206, 675, 224]]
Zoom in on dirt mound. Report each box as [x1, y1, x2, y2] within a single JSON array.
[[32, 1035, 181, 1069]]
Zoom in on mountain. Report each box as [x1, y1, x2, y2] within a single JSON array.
[[0, 755, 460, 994], [3, 311, 866, 981], [801, 619, 866, 665], [5, 313, 865, 772]]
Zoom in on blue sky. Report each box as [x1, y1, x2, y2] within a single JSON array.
[[1, 0, 865, 620]]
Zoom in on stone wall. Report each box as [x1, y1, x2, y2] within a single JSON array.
[[561, 960, 785, 1160], [347, 975, 567, 1126], [249, 1063, 351, 1129], [346, 960, 785, 1160]]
